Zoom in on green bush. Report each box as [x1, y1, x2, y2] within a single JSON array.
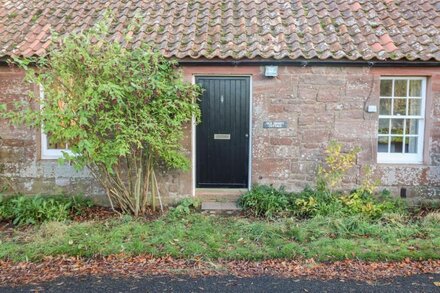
[[168, 198, 202, 218], [240, 142, 408, 220], [0, 195, 93, 225], [237, 185, 290, 218], [238, 185, 406, 220], [1, 16, 201, 215]]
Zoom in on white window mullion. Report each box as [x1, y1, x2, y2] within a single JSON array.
[[387, 118, 391, 153]]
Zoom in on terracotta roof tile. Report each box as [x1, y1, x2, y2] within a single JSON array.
[[0, 0, 440, 61]]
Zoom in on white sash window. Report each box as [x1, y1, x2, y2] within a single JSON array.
[[377, 77, 426, 164]]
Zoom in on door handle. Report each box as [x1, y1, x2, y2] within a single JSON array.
[[245, 134, 249, 138]]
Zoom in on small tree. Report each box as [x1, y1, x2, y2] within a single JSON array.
[[0, 19, 201, 215], [316, 140, 361, 193], [316, 141, 380, 195]]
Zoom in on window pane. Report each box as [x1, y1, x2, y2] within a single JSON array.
[[391, 119, 404, 134], [405, 119, 419, 135], [380, 80, 392, 96], [379, 98, 391, 115], [390, 136, 403, 153], [409, 80, 422, 97], [394, 80, 407, 97], [408, 98, 421, 116], [405, 137, 418, 154], [378, 136, 389, 153], [378, 118, 390, 134], [393, 98, 407, 115]]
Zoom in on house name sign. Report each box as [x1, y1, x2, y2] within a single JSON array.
[[263, 121, 288, 128]]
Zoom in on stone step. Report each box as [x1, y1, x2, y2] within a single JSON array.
[[201, 201, 241, 211], [195, 188, 247, 202]]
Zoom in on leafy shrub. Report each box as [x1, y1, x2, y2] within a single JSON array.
[[240, 141, 407, 220], [237, 185, 290, 218], [239, 185, 405, 220], [1, 16, 201, 215], [340, 192, 404, 219], [292, 187, 405, 219], [289, 186, 340, 218], [0, 195, 93, 225], [168, 198, 202, 218], [317, 140, 361, 192]]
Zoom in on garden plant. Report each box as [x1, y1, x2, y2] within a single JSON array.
[[0, 17, 201, 216], [238, 141, 406, 219]]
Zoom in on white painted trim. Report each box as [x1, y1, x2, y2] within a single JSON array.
[[191, 75, 196, 197], [41, 131, 70, 160], [377, 77, 426, 164], [248, 76, 253, 191], [192, 74, 253, 192]]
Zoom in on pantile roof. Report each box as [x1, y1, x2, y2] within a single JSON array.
[[1, 0, 440, 61]]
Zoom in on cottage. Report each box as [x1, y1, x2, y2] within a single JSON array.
[[1, 0, 440, 203]]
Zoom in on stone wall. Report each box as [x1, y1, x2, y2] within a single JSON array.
[[251, 66, 378, 192], [184, 65, 440, 200], [249, 66, 440, 200], [1, 64, 440, 203]]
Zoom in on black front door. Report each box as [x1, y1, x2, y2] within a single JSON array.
[[196, 76, 250, 188]]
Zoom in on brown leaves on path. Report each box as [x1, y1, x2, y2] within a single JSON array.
[[1, 255, 439, 287]]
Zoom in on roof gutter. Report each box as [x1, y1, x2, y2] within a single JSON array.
[[177, 59, 440, 67]]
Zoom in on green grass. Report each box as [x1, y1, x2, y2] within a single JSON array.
[[0, 213, 439, 262]]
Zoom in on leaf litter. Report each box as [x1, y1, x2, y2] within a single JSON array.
[[0, 254, 439, 287]]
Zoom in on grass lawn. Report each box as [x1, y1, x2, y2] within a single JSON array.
[[1, 213, 439, 262]]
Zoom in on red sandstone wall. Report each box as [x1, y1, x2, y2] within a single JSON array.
[[183, 65, 440, 199], [1, 64, 439, 201]]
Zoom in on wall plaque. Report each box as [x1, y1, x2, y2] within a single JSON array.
[[263, 121, 287, 128]]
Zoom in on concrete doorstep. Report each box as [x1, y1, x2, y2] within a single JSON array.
[[196, 188, 244, 213], [201, 201, 241, 215], [201, 201, 241, 211]]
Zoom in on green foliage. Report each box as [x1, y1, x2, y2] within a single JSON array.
[[239, 141, 404, 220], [239, 185, 405, 220], [237, 185, 290, 218], [317, 140, 361, 192], [294, 188, 405, 219], [0, 15, 201, 215], [168, 198, 202, 218], [4, 18, 201, 172], [0, 195, 93, 225], [0, 213, 438, 262]]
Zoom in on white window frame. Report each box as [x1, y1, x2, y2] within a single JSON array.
[[377, 77, 426, 164], [40, 86, 71, 160]]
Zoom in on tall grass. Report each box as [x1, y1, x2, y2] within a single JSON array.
[[1, 213, 438, 262]]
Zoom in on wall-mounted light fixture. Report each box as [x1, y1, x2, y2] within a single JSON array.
[[264, 65, 278, 77]]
